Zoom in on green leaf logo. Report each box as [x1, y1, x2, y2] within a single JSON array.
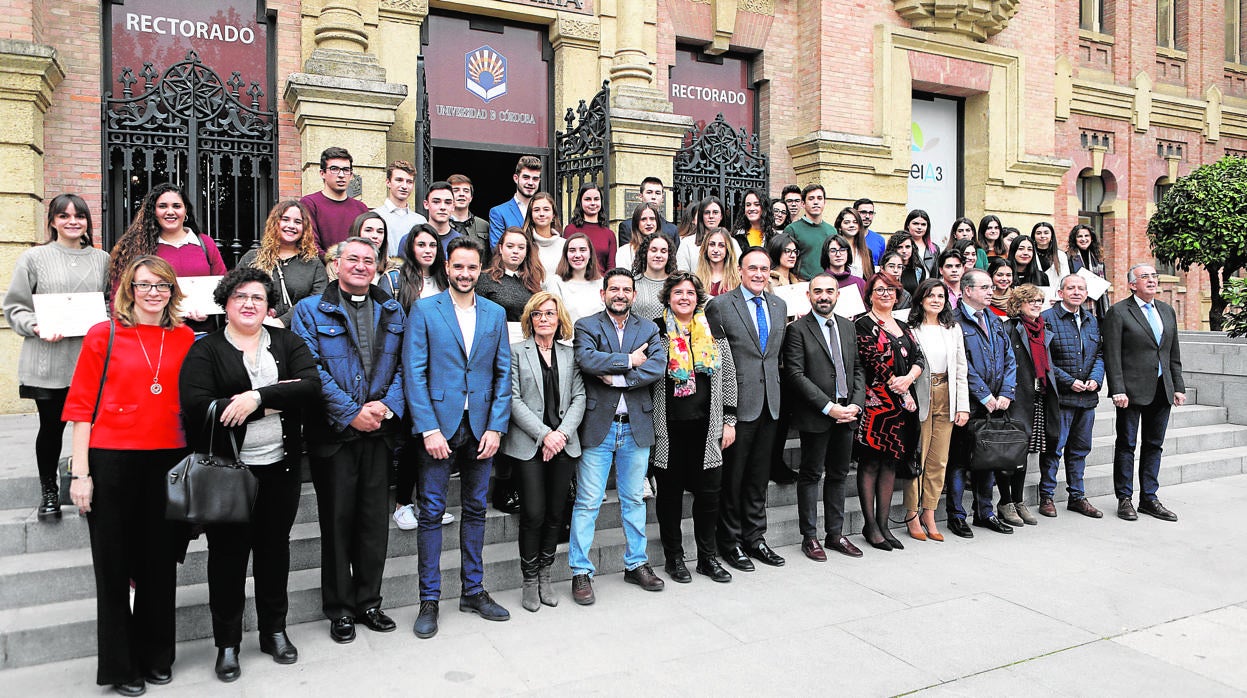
[[912, 121, 924, 152]]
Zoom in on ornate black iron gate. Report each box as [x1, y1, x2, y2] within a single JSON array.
[[672, 113, 769, 229], [555, 81, 610, 221], [413, 54, 433, 216], [103, 50, 277, 266]]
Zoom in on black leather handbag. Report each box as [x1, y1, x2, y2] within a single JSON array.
[[165, 402, 258, 524], [966, 412, 1029, 472]]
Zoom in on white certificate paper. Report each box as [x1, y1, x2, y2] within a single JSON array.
[[772, 282, 811, 318], [32, 292, 109, 338], [508, 321, 525, 345], [833, 284, 866, 319], [177, 276, 225, 316], [1077, 268, 1112, 301]]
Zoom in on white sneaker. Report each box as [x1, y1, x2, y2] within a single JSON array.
[[393, 504, 418, 531], [441, 511, 456, 525]]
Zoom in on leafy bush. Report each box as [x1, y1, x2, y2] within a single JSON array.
[[1223, 276, 1247, 338]]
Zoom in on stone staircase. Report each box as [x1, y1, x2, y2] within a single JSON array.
[[1, 391, 1246, 670]]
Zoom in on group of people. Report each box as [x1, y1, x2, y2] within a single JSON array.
[[2, 149, 1186, 697]]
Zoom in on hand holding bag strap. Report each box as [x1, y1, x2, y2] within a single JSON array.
[[202, 399, 242, 463]]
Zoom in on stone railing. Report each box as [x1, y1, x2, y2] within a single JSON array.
[[1178, 331, 1247, 424]]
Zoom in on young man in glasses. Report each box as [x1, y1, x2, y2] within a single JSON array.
[[303, 146, 369, 252]]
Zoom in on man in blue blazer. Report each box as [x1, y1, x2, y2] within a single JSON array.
[[568, 268, 666, 605], [488, 155, 542, 248], [404, 237, 513, 638], [946, 269, 1017, 537]]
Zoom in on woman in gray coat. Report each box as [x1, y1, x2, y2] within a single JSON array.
[[503, 291, 585, 612], [650, 271, 738, 584]]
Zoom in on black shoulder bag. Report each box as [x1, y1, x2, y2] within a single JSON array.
[[164, 401, 259, 524]]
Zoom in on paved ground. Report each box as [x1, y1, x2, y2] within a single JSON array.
[[2, 474, 1245, 697]]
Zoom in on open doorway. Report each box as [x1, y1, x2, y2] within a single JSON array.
[[432, 146, 551, 219]]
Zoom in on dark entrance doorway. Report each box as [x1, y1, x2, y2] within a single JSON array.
[[431, 147, 547, 220]]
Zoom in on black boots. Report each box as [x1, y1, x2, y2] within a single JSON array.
[[37, 476, 61, 521]]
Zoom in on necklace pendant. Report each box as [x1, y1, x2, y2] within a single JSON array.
[[150, 382, 163, 395]]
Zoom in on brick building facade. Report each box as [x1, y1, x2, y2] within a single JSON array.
[[0, 0, 1244, 413]]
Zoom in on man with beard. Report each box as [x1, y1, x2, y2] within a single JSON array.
[[782, 274, 866, 561], [404, 236, 513, 638], [568, 268, 666, 604], [489, 155, 542, 249]]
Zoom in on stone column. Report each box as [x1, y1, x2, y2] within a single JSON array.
[[604, 0, 691, 226], [0, 39, 64, 413], [376, 0, 428, 165], [284, 0, 407, 204]]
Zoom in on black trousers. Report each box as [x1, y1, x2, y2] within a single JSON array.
[[310, 437, 390, 619], [797, 421, 855, 539], [514, 451, 576, 572], [718, 411, 777, 550], [86, 448, 185, 686], [395, 435, 418, 507], [32, 389, 69, 483], [656, 419, 722, 561], [995, 464, 1027, 505], [205, 458, 302, 646]]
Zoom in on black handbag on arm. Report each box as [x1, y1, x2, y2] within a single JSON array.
[[165, 401, 258, 524], [965, 411, 1029, 472]]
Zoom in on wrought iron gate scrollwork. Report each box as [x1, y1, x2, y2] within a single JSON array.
[[555, 81, 610, 221], [413, 54, 433, 216], [104, 50, 277, 266], [673, 113, 769, 228]]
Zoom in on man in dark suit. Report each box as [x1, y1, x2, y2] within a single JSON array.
[[1103, 263, 1185, 522], [946, 269, 1017, 537], [569, 268, 667, 605], [404, 237, 513, 638], [706, 247, 788, 570], [782, 274, 867, 561]]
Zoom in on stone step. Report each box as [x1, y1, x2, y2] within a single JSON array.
[[2, 442, 1245, 670]]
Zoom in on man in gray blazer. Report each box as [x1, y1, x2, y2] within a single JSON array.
[[706, 247, 789, 570], [1103, 263, 1185, 522], [569, 269, 666, 604], [782, 274, 866, 562]]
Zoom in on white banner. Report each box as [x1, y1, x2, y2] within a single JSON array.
[[909, 97, 960, 251]]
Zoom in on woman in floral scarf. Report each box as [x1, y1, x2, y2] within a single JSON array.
[[649, 271, 738, 584]]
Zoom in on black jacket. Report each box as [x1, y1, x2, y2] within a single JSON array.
[[179, 326, 321, 468]]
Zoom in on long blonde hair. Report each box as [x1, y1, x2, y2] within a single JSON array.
[[694, 228, 741, 292], [251, 200, 319, 272]]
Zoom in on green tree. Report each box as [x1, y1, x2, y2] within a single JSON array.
[[1148, 156, 1247, 331], [1223, 277, 1247, 338]]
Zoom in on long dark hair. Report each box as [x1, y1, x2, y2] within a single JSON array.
[[1030, 221, 1060, 274], [1067, 223, 1102, 260], [397, 224, 447, 310], [977, 214, 1006, 256], [631, 231, 676, 276], [1008, 234, 1045, 286], [45, 193, 94, 247], [947, 217, 977, 251], [568, 182, 605, 228], [908, 278, 955, 329], [732, 189, 770, 239], [678, 196, 724, 245]]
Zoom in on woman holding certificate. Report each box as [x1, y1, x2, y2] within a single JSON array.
[[4, 194, 109, 520], [108, 183, 229, 333], [238, 201, 328, 327], [62, 255, 196, 696]]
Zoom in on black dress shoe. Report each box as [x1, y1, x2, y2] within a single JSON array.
[[460, 590, 511, 620], [664, 557, 692, 583], [329, 616, 356, 644], [744, 541, 786, 567], [259, 631, 299, 664], [413, 600, 439, 638], [1117, 498, 1138, 521], [881, 530, 905, 550], [868, 537, 893, 551], [360, 607, 397, 632], [720, 546, 755, 572], [1138, 499, 1178, 522], [948, 518, 975, 538], [973, 516, 1014, 534], [112, 680, 146, 697], [770, 467, 798, 484], [696, 556, 732, 583], [215, 646, 241, 683], [493, 488, 521, 514], [143, 668, 171, 685]]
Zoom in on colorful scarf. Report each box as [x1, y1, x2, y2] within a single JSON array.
[[1021, 315, 1049, 390], [664, 307, 719, 398]]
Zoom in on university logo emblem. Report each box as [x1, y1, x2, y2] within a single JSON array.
[[466, 46, 507, 103]]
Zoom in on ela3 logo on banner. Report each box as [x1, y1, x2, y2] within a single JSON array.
[[909, 121, 944, 182], [466, 46, 508, 103]]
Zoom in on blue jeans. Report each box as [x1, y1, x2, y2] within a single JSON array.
[[568, 420, 650, 577], [416, 418, 491, 601], [1114, 379, 1171, 502], [1039, 404, 1095, 500]]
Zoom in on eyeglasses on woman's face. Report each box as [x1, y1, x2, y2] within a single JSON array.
[[132, 282, 174, 294]]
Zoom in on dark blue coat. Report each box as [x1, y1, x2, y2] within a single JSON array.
[[1041, 304, 1104, 409], [955, 303, 1017, 410]]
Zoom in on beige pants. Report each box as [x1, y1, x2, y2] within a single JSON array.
[[905, 374, 952, 512]]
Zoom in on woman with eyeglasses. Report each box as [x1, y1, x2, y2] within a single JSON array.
[[63, 256, 196, 695], [1067, 224, 1109, 317], [875, 251, 914, 310], [4, 194, 109, 520], [1031, 221, 1068, 287], [986, 257, 1014, 316], [630, 232, 676, 321], [650, 271, 737, 583], [767, 233, 804, 288], [854, 273, 924, 551], [947, 218, 987, 269], [239, 201, 328, 328], [179, 267, 321, 682], [996, 284, 1059, 528], [820, 234, 867, 298], [504, 292, 585, 612], [769, 199, 790, 240]]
